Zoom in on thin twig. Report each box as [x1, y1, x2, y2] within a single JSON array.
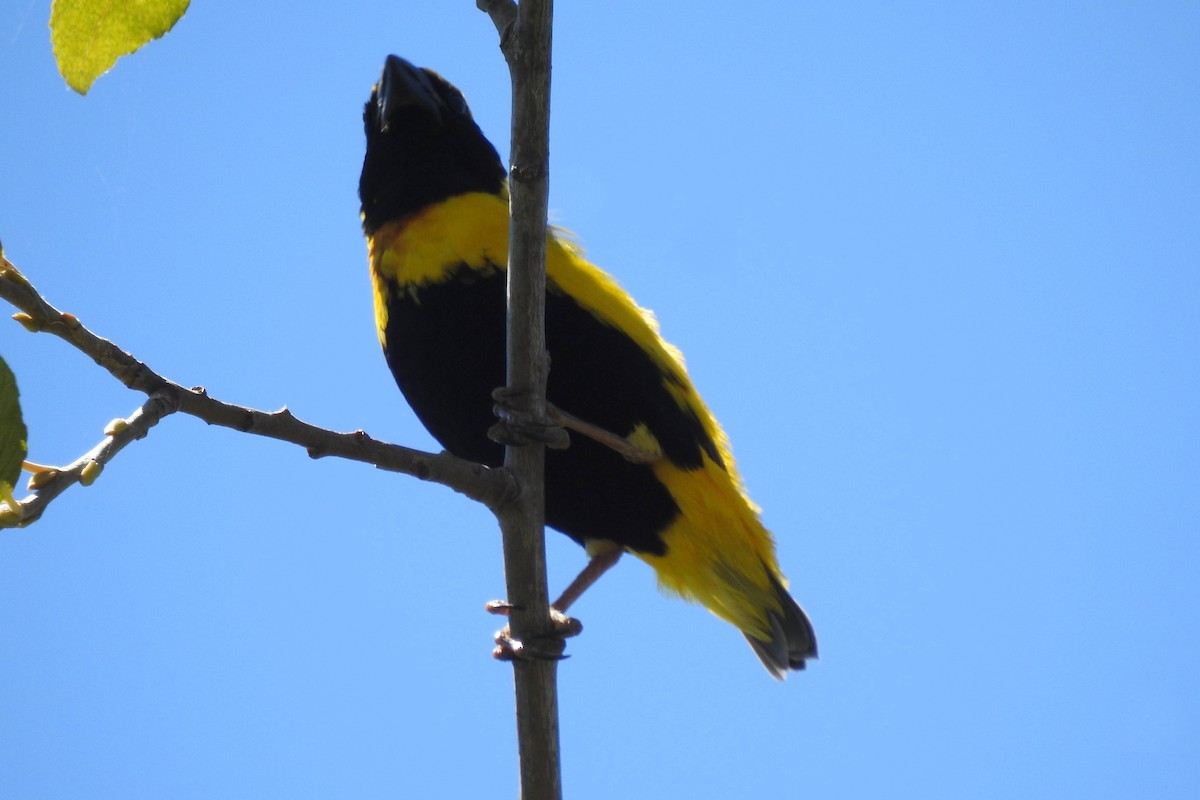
[[0, 256, 517, 528], [476, 0, 518, 45], [1, 391, 178, 526]]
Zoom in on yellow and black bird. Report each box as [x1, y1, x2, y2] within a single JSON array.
[[360, 55, 816, 678]]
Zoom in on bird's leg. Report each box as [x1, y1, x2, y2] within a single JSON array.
[[488, 386, 570, 449], [487, 544, 624, 662], [551, 543, 624, 613], [545, 404, 661, 464], [488, 387, 661, 464]]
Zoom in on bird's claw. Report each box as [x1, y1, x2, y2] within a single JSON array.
[[492, 630, 570, 662], [484, 599, 517, 615], [488, 387, 571, 449], [486, 600, 583, 662]]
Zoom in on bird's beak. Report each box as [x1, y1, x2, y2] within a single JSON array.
[[376, 54, 442, 132]]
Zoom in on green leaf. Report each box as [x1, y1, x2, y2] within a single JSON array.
[[0, 355, 27, 503], [51, 0, 190, 95]]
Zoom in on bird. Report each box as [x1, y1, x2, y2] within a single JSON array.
[[359, 55, 816, 678]]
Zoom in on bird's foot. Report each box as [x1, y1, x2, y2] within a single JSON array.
[[488, 387, 571, 449], [485, 600, 583, 662]]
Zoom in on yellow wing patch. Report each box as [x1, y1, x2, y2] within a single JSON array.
[[626, 423, 664, 461]]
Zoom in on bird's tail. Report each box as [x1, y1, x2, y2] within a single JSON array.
[[640, 453, 818, 678], [743, 571, 818, 679]]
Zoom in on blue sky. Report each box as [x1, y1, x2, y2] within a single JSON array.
[[2, 1, 1197, 797]]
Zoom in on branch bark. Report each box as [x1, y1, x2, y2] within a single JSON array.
[[0, 256, 517, 528], [481, 1, 562, 798]]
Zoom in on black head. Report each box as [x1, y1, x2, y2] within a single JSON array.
[[359, 55, 506, 235]]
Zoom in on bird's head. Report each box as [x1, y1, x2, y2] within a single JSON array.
[[360, 55, 506, 235]]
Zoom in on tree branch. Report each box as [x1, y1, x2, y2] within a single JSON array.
[[0, 255, 517, 528], [484, 1, 563, 799]]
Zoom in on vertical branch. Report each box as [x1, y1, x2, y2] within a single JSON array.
[[483, 1, 561, 799]]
